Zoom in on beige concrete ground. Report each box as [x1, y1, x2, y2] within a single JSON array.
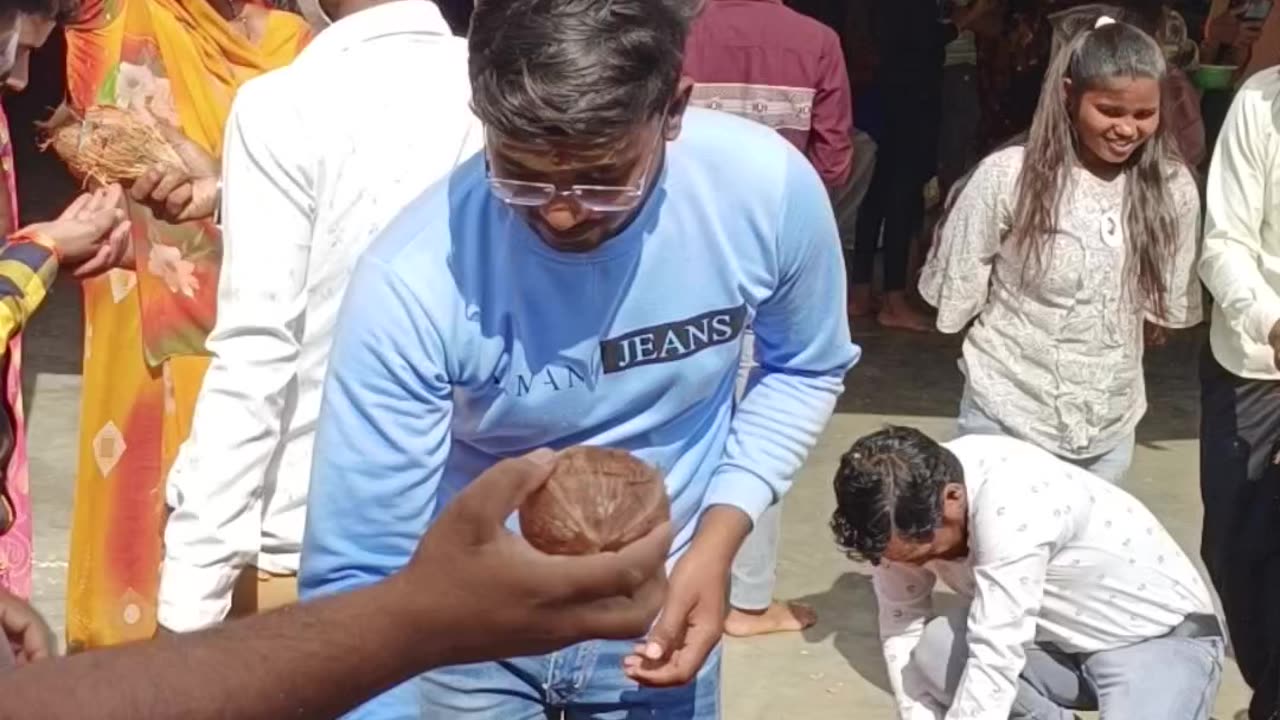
[[16, 282, 1251, 719]]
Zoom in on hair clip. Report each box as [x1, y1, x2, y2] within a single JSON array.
[[1095, 15, 1116, 29]]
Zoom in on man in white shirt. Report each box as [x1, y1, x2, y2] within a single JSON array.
[[1199, 66, 1280, 720], [832, 427, 1223, 719], [155, 0, 479, 632]]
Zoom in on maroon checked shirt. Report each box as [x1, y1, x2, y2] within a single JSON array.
[[682, 0, 854, 188]]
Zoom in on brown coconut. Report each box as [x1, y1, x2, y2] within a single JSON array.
[[519, 446, 669, 555], [40, 105, 185, 186]]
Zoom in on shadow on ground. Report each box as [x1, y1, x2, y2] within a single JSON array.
[[797, 571, 979, 698], [798, 572, 890, 694]]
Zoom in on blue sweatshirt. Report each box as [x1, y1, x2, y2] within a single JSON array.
[[299, 108, 859, 717]]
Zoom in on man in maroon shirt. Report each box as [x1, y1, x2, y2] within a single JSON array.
[[683, 0, 854, 638], [683, 0, 853, 187]]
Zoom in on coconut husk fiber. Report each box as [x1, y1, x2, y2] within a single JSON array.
[[40, 104, 185, 186]]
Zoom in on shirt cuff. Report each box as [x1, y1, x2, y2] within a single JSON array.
[[0, 241, 56, 282], [702, 468, 776, 526], [1245, 300, 1280, 348], [157, 560, 241, 633]]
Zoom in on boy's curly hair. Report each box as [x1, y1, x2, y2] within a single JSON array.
[[830, 426, 961, 565]]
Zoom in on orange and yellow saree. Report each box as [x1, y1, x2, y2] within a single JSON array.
[[63, 0, 307, 650]]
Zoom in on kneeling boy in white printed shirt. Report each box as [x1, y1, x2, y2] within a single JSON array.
[[832, 427, 1223, 720]]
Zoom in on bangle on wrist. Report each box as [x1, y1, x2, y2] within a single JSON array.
[[9, 228, 61, 265]]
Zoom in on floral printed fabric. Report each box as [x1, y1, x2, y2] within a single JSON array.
[[88, 33, 221, 364], [65, 0, 308, 365], [920, 146, 1203, 459], [114, 61, 180, 126]]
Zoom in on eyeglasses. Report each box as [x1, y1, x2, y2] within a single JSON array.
[[485, 127, 664, 213]]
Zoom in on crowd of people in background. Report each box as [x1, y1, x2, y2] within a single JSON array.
[[0, 0, 1276, 718]]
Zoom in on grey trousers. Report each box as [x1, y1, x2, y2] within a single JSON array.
[[834, 129, 878, 252], [729, 134, 879, 608], [914, 607, 1224, 719], [729, 328, 780, 610], [728, 133, 876, 610]]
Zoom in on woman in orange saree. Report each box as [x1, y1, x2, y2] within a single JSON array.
[[62, 0, 308, 650]]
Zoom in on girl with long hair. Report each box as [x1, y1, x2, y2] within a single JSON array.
[[920, 17, 1201, 481]]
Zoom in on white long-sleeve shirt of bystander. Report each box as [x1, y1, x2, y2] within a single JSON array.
[[157, 1, 482, 633], [1201, 68, 1280, 380]]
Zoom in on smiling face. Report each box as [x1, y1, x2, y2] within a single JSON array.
[[1069, 75, 1161, 169]]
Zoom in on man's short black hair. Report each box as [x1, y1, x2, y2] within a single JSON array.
[[467, 0, 698, 143], [830, 426, 962, 565]]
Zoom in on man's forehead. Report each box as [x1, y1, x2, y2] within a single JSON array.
[[495, 138, 626, 167], [488, 126, 652, 169]]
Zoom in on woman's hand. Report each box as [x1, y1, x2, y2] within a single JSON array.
[[1143, 321, 1169, 348], [23, 184, 132, 277], [129, 126, 220, 224]]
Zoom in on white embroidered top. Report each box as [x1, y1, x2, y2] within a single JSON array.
[[920, 146, 1201, 459]]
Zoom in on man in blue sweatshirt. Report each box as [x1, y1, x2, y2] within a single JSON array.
[[298, 0, 860, 716]]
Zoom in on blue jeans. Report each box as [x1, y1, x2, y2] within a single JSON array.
[[415, 639, 722, 719]]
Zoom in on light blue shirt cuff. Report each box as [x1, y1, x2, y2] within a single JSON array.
[[702, 468, 776, 526]]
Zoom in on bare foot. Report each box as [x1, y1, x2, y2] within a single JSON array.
[[724, 601, 818, 637], [877, 293, 934, 332], [848, 284, 878, 317]]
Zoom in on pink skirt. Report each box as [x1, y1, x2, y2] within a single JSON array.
[[0, 333, 32, 599]]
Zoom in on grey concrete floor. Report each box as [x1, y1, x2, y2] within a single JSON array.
[[16, 282, 1251, 719]]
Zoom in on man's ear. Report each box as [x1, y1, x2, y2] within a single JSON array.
[[665, 77, 696, 141], [942, 483, 968, 520], [944, 483, 966, 503]]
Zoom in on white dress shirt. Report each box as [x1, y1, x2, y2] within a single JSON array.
[[158, 0, 481, 632], [1201, 67, 1280, 380], [875, 435, 1215, 720]]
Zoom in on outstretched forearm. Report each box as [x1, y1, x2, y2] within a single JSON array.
[[0, 575, 439, 720]]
